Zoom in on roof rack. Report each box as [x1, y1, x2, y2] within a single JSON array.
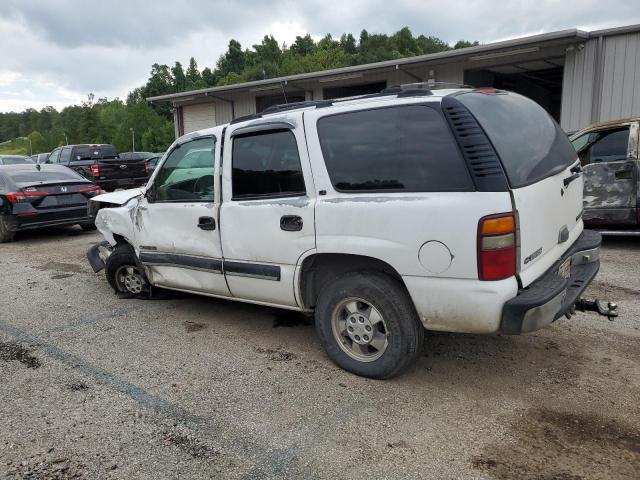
[[229, 82, 471, 125]]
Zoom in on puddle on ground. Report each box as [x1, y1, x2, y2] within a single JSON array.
[[36, 261, 83, 273], [184, 321, 206, 333], [0, 342, 41, 368], [472, 407, 640, 479]]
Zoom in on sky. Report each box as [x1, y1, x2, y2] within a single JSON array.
[[1, 0, 639, 113]]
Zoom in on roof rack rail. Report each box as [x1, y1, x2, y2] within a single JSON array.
[[229, 81, 473, 126], [260, 100, 332, 114]]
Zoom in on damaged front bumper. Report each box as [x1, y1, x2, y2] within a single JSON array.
[[501, 230, 604, 334], [86, 241, 112, 273]]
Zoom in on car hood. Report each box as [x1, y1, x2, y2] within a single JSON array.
[[92, 187, 145, 206]]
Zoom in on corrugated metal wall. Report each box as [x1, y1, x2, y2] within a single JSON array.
[[182, 103, 216, 133], [562, 31, 640, 132]]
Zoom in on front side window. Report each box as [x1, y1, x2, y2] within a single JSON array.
[[48, 149, 61, 164], [152, 137, 215, 202], [584, 128, 629, 164], [232, 130, 306, 199], [317, 105, 472, 192], [60, 147, 72, 165]]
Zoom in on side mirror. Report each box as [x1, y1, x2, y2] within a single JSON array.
[[145, 184, 156, 203]]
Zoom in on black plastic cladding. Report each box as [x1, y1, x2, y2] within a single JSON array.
[[441, 95, 509, 192]]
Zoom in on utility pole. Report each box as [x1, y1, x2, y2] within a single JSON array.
[[130, 128, 135, 152]]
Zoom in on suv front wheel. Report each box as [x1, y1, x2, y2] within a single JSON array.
[[315, 271, 424, 379]]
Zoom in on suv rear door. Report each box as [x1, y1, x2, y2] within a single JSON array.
[[571, 122, 639, 226], [456, 91, 583, 287]]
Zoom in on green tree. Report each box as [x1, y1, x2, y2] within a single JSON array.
[[172, 62, 186, 92], [454, 40, 480, 49]]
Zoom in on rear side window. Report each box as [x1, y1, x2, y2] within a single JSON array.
[[60, 147, 72, 165], [457, 92, 575, 188], [317, 105, 472, 192], [232, 130, 306, 199], [73, 145, 118, 160]]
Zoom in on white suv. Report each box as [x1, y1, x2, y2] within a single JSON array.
[[87, 86, 601, 378]]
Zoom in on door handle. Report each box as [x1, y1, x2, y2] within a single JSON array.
[[280, 215, 303, 231], [198, 216, 216, 231]]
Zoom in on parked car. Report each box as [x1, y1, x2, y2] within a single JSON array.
[[0, 164, 101, 242], [144, 153, 164, 174], [570, 118, 639, 233], [87, 86, 604, 378], [0, 155, 34, 165], [46, 144, 148, 191], [27, 153, 50, 164]]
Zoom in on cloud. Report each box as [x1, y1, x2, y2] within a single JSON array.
[[1, 0, 640, 112]]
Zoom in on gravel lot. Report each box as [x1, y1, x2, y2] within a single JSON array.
[[0, 227, 638, 479]]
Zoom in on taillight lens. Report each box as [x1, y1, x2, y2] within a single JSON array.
[[5, 191, 49, 204], [90, 164, 100, 177], [79, 185, 101, 196], [478, 213, 516, 281], [143, 161, 149, 175]]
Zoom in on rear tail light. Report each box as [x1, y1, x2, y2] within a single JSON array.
[[143, 161, 149, 175], [478, 213, 516, 281], [79, 185, 101, 196], [90, 164, 100, 177], [5, 191, 49, 204]]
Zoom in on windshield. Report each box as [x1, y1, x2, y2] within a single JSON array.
[[457, 91, 576, 188], [2, 156, 33, 165]]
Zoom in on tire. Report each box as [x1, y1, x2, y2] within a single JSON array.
[[105, 244, 150, 298], [314, 271, 425, 379], [0, 215, 16, 243], [80, 222, 97, 232]]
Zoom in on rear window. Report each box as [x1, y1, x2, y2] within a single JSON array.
[[73, 145, 118, 160], [317, 105, 472, 192], [457, 92, 576, 188], [9, 169, 85, 186]]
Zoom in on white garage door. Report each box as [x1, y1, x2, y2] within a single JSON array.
[[182, 103, 216, 133]]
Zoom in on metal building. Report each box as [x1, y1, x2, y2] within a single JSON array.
[[147, 24, 640, 136]]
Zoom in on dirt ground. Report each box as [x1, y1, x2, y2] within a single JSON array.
[[0, 226, 638, 479]]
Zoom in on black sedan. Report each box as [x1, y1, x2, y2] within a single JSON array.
[[0, 164, 102, 242]]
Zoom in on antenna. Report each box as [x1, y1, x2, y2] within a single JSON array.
[[280, 81, 288, 104]]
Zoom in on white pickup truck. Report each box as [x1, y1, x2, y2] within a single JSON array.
[[87, 85, 610, 378]]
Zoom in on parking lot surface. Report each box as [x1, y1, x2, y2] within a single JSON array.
[[1, 227, 639, 479]]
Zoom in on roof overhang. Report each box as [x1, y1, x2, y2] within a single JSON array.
[[148, 27, 590, 105]]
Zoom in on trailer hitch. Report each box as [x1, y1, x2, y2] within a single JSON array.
[[572, 298, 619, 320]]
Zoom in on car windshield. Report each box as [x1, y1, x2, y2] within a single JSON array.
[[2, 156, 33, 165]]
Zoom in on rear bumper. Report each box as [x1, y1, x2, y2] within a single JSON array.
[[6, 208, 92, 231], [500, 229, 601, 334]]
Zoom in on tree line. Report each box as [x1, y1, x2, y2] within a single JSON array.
[[0, 27, 478, 155]]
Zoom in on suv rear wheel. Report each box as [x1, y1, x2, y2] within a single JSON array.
[[315, 271, 424, 379]]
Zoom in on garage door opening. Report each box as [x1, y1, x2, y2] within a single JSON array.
[[464, 63, 564, 122], [323, 81, 387, 100], [256, 92, 306, 113]]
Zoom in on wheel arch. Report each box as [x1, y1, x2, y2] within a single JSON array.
[[297, 253, 406, 310]]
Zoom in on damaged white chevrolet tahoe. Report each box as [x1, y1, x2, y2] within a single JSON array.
[[87, 85, 612, 379]]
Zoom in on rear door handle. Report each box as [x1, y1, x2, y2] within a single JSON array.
[[198, 216, 216, 231], [280, 215, 303, 231]]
